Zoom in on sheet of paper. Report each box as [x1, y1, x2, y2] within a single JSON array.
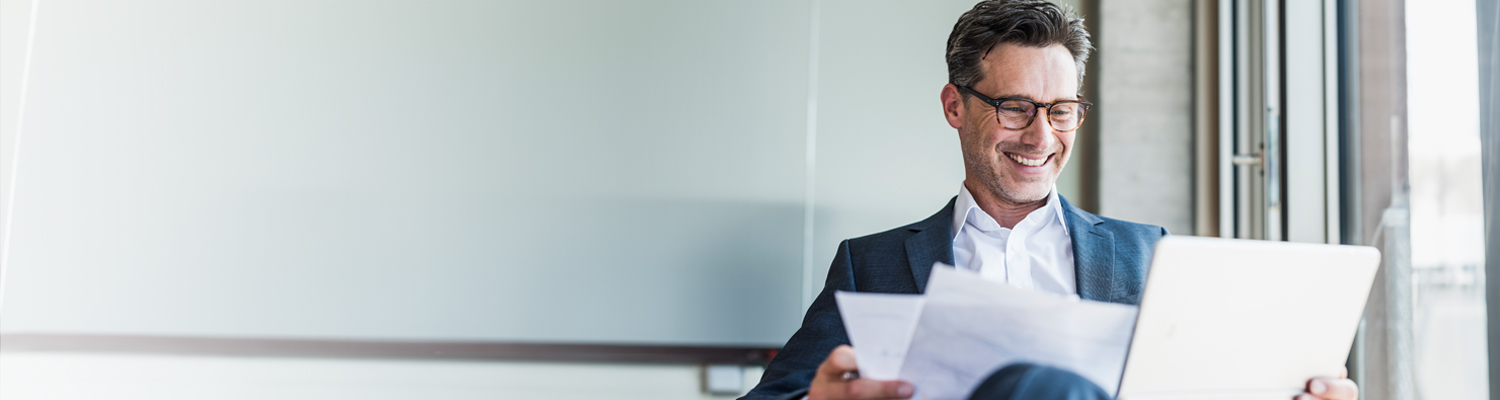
[[898, 265, 1139, 399], [834, 291, 925, 380]]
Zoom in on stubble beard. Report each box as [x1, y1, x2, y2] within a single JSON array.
[[963, 142, 1053, 207]]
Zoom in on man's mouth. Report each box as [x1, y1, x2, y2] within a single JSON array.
[[1005, 152, 1051, 167]]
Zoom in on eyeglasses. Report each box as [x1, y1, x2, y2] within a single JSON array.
[[957, 85, 1092, 132]]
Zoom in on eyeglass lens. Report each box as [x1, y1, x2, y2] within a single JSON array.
[[997, 100, 1085, 131]]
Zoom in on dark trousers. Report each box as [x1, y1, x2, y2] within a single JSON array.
[[967, 363, 1113, 400]]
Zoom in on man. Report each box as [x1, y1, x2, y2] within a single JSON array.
[[740, 1, 1360, 400]]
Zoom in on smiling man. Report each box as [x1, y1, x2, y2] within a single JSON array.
[[740, 1, 1360, 400]]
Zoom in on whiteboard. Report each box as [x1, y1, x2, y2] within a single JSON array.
[[0, 0, 976, 346]]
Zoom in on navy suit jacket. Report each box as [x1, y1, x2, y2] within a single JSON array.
[[741, 195, 1168, 400]]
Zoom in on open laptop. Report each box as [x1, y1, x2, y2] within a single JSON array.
[[1115, 236, 1380, 400]]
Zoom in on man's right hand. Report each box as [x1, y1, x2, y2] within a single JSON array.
[[807, 345, 914, 400]]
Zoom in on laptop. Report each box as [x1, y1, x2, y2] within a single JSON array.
[[1115, 236, 1380, 400]]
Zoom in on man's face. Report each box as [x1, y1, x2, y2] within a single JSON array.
[[950, 43, 1079, 205]]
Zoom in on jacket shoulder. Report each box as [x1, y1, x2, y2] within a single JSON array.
[[846, 219, 925, 248], [1093, 214, 1170, 239]]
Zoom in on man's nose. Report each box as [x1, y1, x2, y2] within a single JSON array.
[[1017, 111, 1057, 150]]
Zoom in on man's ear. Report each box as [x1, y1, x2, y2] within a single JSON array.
[[941, 84, 965, 130]]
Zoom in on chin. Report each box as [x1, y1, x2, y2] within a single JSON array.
[[997, 181, 1052, 204]]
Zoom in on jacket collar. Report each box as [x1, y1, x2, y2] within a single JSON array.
[[905, 197, 957, 293]]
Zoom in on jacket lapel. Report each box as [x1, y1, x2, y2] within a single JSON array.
[[905, 197, 957, 293], [1060, 196, 1116, 302]]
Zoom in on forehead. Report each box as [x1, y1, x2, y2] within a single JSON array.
[[975, 43, 1079, 102]]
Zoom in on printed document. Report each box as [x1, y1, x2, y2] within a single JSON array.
[[833, 291, 925, 380], [836, 264, 1138, 400]]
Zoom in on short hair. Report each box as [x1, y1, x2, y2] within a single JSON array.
[[945, 0, 1093, 90]]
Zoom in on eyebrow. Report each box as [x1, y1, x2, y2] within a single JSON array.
[[995, 94, 1082, 102]]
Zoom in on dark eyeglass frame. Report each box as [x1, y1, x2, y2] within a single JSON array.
[[956, 85, 1093, 132]]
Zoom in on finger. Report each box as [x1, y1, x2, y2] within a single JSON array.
[[846, 378, 914, 399], [1307, 377, 1359, 400], [816, 345, 859, 381]]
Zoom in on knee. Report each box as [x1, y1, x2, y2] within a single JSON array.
[[966, 363, 1111, 400]]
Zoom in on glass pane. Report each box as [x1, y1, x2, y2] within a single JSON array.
[[1406, 0, 1489, 398]]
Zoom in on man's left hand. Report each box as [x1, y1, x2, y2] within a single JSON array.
[[1297, 369, 1357, 400]]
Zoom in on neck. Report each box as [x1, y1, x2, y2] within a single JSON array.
[[964, 179, 1048, 229]]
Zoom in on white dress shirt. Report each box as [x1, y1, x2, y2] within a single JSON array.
[[951, 183, 1078, 296]]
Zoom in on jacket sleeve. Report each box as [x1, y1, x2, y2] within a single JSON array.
[[739, 240, 859, 400]]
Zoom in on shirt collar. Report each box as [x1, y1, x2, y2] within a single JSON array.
[[1046, 187, 1070, 236], [952, 183, 1069, 240]]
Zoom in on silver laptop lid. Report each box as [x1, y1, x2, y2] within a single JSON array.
[[1116, 236, 1379, 399]]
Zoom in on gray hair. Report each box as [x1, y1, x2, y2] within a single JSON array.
[[946, 0, 1093, 90]]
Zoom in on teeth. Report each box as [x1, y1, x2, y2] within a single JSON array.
[[1007, 153, 1047, 167]]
